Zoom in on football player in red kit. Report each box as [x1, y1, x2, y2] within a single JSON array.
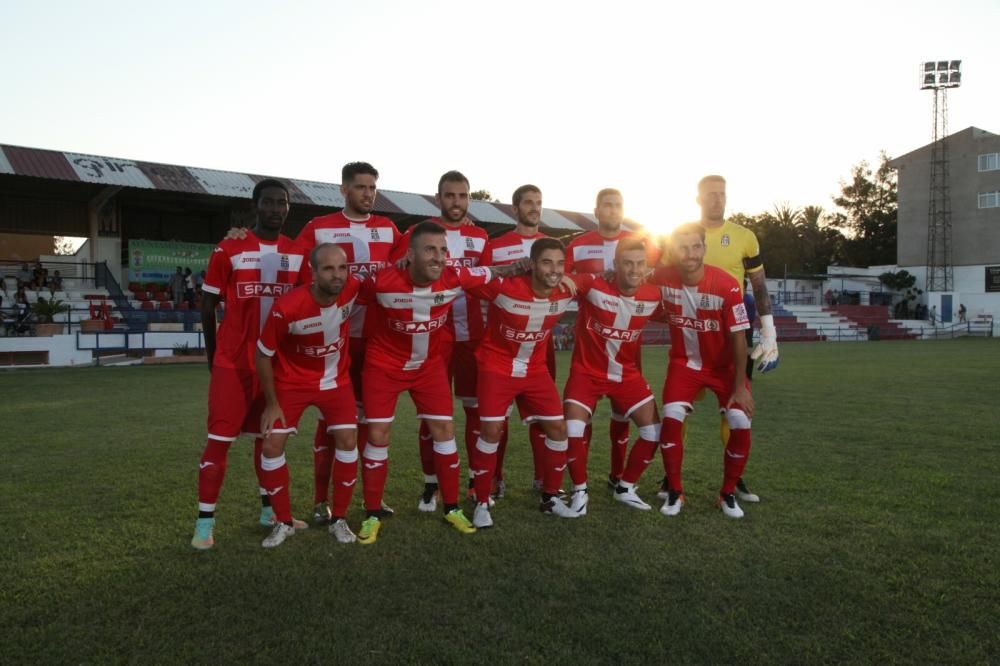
[[467, 238, 581, 528], [296, 162, 403, 524], [561, 238, 663, 515], [255, 244, 362, 548], [191, 179, 311, 550], [355, 221, 522, 544], [625, 223, 755, 518], [478, 184, 553, 497], [389, 172, 490, 514]]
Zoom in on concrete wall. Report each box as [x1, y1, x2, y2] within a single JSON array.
[[893, 128, 1000, 267], [0, 334, 94, 367]]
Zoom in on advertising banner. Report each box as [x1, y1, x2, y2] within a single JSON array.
[[128, 239, 214, 284]]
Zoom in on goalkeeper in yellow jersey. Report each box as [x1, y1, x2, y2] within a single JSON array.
[[658, 174, 778, 504]]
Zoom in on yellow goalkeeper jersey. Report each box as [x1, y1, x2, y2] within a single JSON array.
[[702, 220, 764, 292]]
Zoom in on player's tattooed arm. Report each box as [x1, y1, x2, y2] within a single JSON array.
[[255, 349, 286, 436], [726, 330, 754, 417], [747, 268, 771, 316], [223, 226, 249, 241], [200, 292, 220, 370]]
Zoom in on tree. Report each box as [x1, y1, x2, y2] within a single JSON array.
[[470, 189, 498, 202], [829, 151, 897, 267]]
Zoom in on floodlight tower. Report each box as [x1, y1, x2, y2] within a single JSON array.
[[920, 59, 961, 293]]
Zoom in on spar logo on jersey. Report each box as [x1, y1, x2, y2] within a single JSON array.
[[299, 338, 345, 357], [388, 313, 449, 334], [236, 282, 294, 298], [446, 257, 477, 268], [589, 320, 642, 342], [668, 314, 720, 332], [500, 324, 549, 342], [732, 303, 749, 325], [348, 262, 387, 278]]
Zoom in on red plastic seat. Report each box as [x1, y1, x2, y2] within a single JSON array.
[[176, 302, 190, 311], [159, 301, 173, 311], [141, 301, 155, 311]]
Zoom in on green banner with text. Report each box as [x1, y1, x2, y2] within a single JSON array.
[[128, 239, 214, 284]]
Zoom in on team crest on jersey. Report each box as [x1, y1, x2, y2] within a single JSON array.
[[721, 234, 730, 247], [549, 301, 560, 314], [370, 228, 381, 241], [635, 302, 645, 314], [340, 306, 351, 320], [434, 293, 445, 305], [280, 254, 290, 271], [700, 294, 711, 309], [466, 237, 475, 250]]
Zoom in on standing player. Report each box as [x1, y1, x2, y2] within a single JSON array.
[[191, 179, 311, 550], [467, 238, 581, 528], [390, 172, 490, 513], [635, 223, 755, 518], [658, 175, 777, 504], [563, 188, 661, 489], [478, 184, 553, 496], [296, 162, 403, 524], [356, 221, 521, 544], [254, 244, 361, 548], [561, 239, 664, 515]]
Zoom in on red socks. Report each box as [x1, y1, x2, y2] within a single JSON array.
[[331, 447, 358, 519], [722, 427, 752, 494], [529, 422, 547, 484], [660, 418, 685, 492], [541, 437, 569, 495], [433, 439, 461, 506], [621, 438, 658, 485], [361, 442, 389, 512], [197, 439, 230, 514], [609, 418, 630, 479], [259, 452, 291, 523], [312, 422, 334, 505]]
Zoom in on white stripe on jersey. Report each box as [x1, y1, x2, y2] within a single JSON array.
[[376, 287, 463, 371], [572, 240, 618, 272], [257, 245, 280, 334], [288, 303, 352, 390], [445, 230, 485, 342], [660, 286, 733, 370], [584, 289, 659, 382], [491, 240, 534, 264], [494, 294, 568, 378], [313, 224, 396, 263]]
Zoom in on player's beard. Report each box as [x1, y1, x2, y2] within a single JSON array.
[[441, 206, 467, 224]]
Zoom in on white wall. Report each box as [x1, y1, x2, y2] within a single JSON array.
[[901, 264, 1000, 324], [0, 335, 94, 367]]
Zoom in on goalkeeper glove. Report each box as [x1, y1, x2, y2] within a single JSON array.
[[750, 314, 779, 373]]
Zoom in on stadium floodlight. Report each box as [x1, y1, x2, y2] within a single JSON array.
[[919, 60, 962, 89]]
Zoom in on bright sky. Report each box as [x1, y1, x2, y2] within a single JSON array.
[[1, 0, 997, 234]]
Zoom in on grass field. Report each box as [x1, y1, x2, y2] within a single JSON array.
[[2, 340, 998, 664]]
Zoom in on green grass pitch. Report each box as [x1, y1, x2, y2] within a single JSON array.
[[2, 340, 998, 663]]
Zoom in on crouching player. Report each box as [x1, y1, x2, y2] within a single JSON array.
[[468, 238, 581, 528], [625, 223, 755, 518], [255, 244, 361, 548], [562, 238, 663, 514]]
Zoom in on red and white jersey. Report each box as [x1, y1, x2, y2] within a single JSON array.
[[359, 265, 493, 372], [650, 265, 750, 372], [470, 274, 574, 378], [391, 219, 489, 342], [256, 279, 360, 391], [564, 229, 662, 275], [203, 231, 310, 370], [297, 211, 402, 337], [480, 229, 549, 266], [571, 274, 662, 382]]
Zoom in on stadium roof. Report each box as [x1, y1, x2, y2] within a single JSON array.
[[0, 144, 598, 232]]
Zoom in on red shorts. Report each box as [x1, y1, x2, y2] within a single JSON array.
[[270, 382, 357, 434], [348, 338, 366, 404], [362, 361, 453, 423], [478, 369, 563, 423], [449, 340, 479, 403], [207, 366, 265, 441], [563, 369, 655, 419], [661, 363, 750, 411]]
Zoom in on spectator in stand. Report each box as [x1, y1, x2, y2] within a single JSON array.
[[32, 262, 46, 289], [823, 289, 833, 305], [183, 267, 196, 308], [48, 270, 63, 295], [958, 304, 967, 323], [17, 263, 32, 288], [169, 267, 185, 307], [930, 305, 937, 325]]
